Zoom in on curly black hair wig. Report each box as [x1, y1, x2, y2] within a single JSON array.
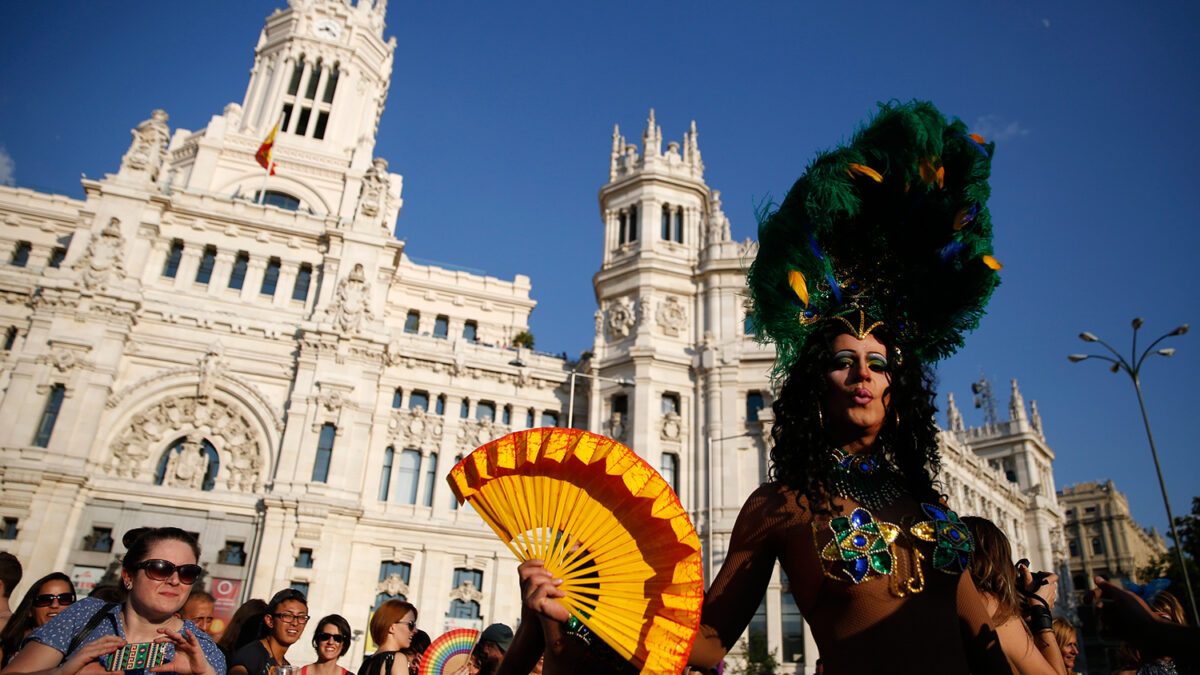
[[768, 322, 943, 514]]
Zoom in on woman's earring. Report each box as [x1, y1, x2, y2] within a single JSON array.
[[817, 404, 824, 429], [124, 580, 132, 590], [892, 407, 901, 428]]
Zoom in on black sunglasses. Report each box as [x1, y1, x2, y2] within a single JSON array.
[[33, 592, 76, 608], [316, 632, 347, 644], [134, 559, 203, 585]]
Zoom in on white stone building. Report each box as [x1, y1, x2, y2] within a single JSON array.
[[0, 1, 1064, 672]]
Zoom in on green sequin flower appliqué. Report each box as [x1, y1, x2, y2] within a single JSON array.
[[818, 507, 901, 583], [909, 503, 973, 574]]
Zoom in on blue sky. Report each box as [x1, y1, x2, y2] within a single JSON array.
[[2, 1, 1197, 541]]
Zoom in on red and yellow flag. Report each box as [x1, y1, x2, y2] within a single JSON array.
[[255, 123, 278, 175]]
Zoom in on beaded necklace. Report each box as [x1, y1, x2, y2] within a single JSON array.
[[827, 446, 904, 510]]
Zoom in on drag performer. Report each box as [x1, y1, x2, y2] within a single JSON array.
[[516, 101, 1012, 673]]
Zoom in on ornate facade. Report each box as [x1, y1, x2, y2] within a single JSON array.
[[0, 2, 1064, 673], [1058, 480, 1167, 592]]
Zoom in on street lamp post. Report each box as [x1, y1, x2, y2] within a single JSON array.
[[1069, 318, 1195, 620], [565, 369, 632, 430]]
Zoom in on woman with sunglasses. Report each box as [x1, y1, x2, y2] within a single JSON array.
[[0, 573, 76, 666], [4, 527, 224, 675], [228, 589, 308, 675], [357, 600, 417, 675], [303, 615, 352, 675]]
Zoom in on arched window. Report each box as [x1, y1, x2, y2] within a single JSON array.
[[291, 263, 312, 301], [374, 561, 410, 608], [229, 251, 249, 290], [435, 395, 446, 415], [154, 438, 220, 491], [433, 315, 449, 339], [462, 320, 478, 342], [397, 450, 421, 504], [541, 411, 559, 427], [1091, 536, 1104, 555], [476, 401, 496, 422], [662, 204, 671, 240], [392, 387, 403, 408], [260, 257, 281, 295], [162, 240, 183, 278], [673, 209, 683, 243], [257, 191, 300, 211], [1068, 539, 1079, 558], [409, 391, 430, 412], [195, 246, 216, 284], [404, 311, 420, 334], [10, 241, 31, 267]]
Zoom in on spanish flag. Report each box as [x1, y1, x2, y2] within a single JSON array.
[[255, 123, 278, 175]]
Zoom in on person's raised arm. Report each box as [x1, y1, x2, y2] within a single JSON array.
[[495, 561, 553, 675], [688, 485, 784, 669]]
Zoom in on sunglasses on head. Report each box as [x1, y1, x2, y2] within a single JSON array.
[[316, 632, 347, 644], [134, 559, 203, 585], [33, 593, 76, 608]]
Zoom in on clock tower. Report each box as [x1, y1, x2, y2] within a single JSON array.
[[159, 0, 401, 234]]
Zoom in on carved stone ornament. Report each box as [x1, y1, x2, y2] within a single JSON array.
[[197, 344, 226, 400], [320, 389, 346, 413], [388, 407, 444, 451], [120, 110, 170, 179], [656, 296, 687, 337], [162, 437, 210, 490], [458, 419, 507, 451], [608, 411, 626, 443], [449, 579, 484, 604], [358, 157, 390, 219], [606, 300, 636, 340], [107, 395, 264, 493], [377, 573, 410, 599], [75, 218, 126, 290], [327, 263, 374, 334], [661, 411, 682, 441], [385, 340, 404, 366], [594, 309, 604, 336]]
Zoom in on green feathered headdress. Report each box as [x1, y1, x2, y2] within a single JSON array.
[[747, 100, 1001, 379]]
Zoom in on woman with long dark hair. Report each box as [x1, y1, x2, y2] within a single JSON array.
[[0, 573, 76, 666], [519, 101, 1015, 674], [4, 527, 224, 675]]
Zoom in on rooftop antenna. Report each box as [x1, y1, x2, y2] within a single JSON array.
[[970, 370, 999, 427]]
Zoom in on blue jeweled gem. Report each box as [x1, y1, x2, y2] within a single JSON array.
[[852, 535, 867, 547], [950, 529, 961, 540]]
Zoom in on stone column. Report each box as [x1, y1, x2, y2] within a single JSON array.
[[210, 251, 236, 296], [274, 261, 299, 307], [240, 259, 267, 302]]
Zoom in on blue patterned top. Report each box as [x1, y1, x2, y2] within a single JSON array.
[[26, 597, 227, 675]]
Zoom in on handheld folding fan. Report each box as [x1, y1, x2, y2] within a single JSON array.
[[447, 428, 703, 675], [417, 628, 477, 675]]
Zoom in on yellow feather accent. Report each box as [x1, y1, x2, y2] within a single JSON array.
[[918, 157, 944, 188], [969, 133, 986, 145], [982, 255, 1002, 270], [788, 270, 809, 307], [846, 163, 883, 183]]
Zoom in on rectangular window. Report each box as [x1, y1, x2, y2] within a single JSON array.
[[433, 315, 449, 339], [462, 321, 477, 342], [287, 63, 304, 95], [409, 391, 429, 412], [660, 453, 678, 492], [292, 263, 312, 301], [397, 450, 421, 504], [526, 408, 534, 427], [392, 388, 403, 409], [305, 66, 322, 99], [1068, 539, 1079, 558], [747, 391, 765, 423], [404, 311, 420, 334], [662, 204, 671, 240], [1091, 537, 1104, 555], [378, 447, 394, 501], [629, 204, 639, 241], [744, 315, 755, 335], [83, 527, 113, 552], [661, 393, 680, 416], [220, 541, 247, 566], [422, 454, 438, 507], [461, 399, 470, 419], [260, 257, 281, 296], [541, 411, 559, 427], [312, 423, 335, 482], [280, 103, 293, 131], [162, 240, 183, 278], [32, 384, 66, 447], [313, 112, 329, 140], [295, 108, 312, 135], [618, 213, 628, 245], [435, 395, 445, 415], [296, 548, 314, 568], [228, 251, 249, 289], [674, 210, 683, 243], [376, 561, 411, 607], [322, 69, 339, 103], [195, 246, 216, 284], [502, 405, 511, 425], [48, 247, 66, 269], [290, 581, 309, 595], [453, 568, 483, 589], [3, 327, 16, 350], [476, 401, 496, 422], [612, 394, 628, 416], [10, 241, 31, 267], [0, 517, 17, 540]]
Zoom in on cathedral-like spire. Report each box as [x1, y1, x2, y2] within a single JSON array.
[[946, 392, 964, 431], [1009, 379, 1027, 424]]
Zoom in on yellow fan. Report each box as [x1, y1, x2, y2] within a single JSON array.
[[447, 428, 703, 675]]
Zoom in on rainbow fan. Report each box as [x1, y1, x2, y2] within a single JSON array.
[[447, 428, 704, 675], [416, 628, 478, 675]]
